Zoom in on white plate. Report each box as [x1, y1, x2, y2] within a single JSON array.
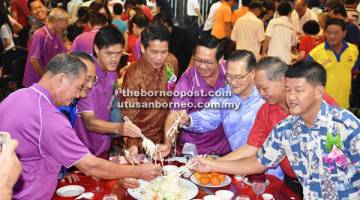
[[190, 174, 231, 188], [56, 185, 85, 197], [128, 178, 198, 200], [244, 177, 270, 186]]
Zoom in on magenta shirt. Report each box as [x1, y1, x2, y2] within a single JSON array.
[[74, 60, 117, 156], [22, 25, 66, 87], [0, 84, 90, 200], [71, 29, 98, 55], [172, 63, 231, 155]]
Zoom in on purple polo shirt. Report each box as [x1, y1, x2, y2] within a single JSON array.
[[22, 25, 66, 87], [0, 84, 90, 200], [173, 63, 231, 155], [71, 29, 98, 55], [74, 59, 117, 156]]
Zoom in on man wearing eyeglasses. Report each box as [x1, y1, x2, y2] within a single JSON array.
[[57, 52, 98, 127], [158, 35, 232, 157], [178, 50, 265, 157]]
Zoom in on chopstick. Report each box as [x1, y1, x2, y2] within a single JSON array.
[[123, 116, 146, 139], [176, 161, 199, 177]]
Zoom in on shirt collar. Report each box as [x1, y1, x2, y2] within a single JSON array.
[[43, 25, 56, 40], [229, 85, 260, 102], [246, 11, 257, 18], [30, 83, 56, 105], [324, 41, 348, 60], [324, 40, 348, 51], [294, 100, 328, 127], [139, 56, 164, 75], [94, 59, 107, 80]]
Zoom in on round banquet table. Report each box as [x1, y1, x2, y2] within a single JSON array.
[[52, 164, 300, 200]]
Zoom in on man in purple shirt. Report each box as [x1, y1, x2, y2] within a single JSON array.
[[22, 8, 69, 87], [159, 35, 231, 156], [0, 54, 161, 200], [74, 26, 138, 156], [71, 13, 108, 55]]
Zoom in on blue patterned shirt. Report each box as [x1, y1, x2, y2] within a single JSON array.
[[184, 85, 265, 150], [257, 101, 360, 199]]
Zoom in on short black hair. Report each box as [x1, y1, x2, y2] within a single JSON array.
[[277, 2, 292, 16], [46, 53, 87, 79], [303, 20, 320, 35], [89, 2, 103, 13], [27, 0, 46, 11], [70, 51, 94, 63], [94, 25, 125, 55], [89, 12, 108, 26], [332, 5, 347, 18], [141, 23, 170, 49], [196, 35, 234, 61], [153, 12, 174, 27], [227, 50, 257, 71], [325, 17, 346, 31], [77, 6, 89, 19], [113, 3, 123, 15], [285, 60, 326, 86], [131, 13, 149, 28], [249, 1, 263, 10]]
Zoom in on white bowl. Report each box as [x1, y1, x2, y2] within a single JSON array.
[[215, 190, 234, 200], [262, 193, 274, 200], [203, 195, 221, 200]]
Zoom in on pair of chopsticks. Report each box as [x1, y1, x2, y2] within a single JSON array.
[[175, 160, 199, 177], [123, 116, 146, 140], [123, 116, 164, 167], [166, 111, 182, 139]]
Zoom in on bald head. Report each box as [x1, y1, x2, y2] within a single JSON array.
[[295, 0, 308, 17]]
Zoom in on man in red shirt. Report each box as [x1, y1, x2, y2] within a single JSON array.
[[218, 57, 337, 198]]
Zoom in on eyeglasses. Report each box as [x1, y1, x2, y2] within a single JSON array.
[[225, 71, 251, 82], [194, 58, 216, 66], [85, 75, 98, 87]]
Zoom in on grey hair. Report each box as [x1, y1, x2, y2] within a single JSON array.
[[46, 53, 87, 79], [48, 7, 69, 22], [70, 51, 94, 63], [255, 57, 288, 81]]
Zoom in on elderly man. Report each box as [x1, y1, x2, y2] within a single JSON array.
[[121, 23, 178, 156], [0, 54, 161, 200], [194, 60, 360, 199], [57, 52, 96, 127], [23, 8, 69, 87], [290, 0, 319, 35], [218, 57, 338, 198], [74, 26, 141, 156], [159, 35, 231, 157]]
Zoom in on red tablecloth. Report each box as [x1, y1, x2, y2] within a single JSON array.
[[53, 173, 300, 200]]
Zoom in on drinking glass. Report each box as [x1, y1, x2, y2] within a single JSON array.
[[252, 181, 266, 200], [103, 194, 118, 200], [92, 177, 104, 193]]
